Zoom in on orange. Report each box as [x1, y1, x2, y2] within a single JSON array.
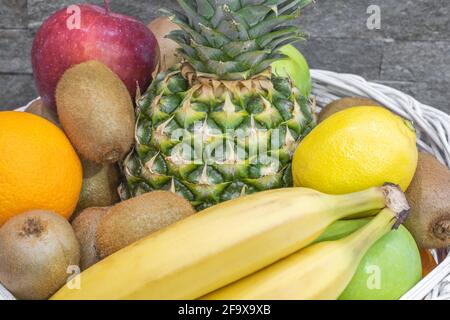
[[0, 111, 82, 226]]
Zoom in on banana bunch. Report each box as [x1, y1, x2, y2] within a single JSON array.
[[203, 209, 396, 300], [52, 184, 409, 300]]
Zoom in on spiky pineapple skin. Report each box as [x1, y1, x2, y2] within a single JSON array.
[[122, 64, 315, 209]]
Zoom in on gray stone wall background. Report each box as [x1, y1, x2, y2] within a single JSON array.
[[0, 0, 449, 113]]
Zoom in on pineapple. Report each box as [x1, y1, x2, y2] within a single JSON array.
[[121, 0, 316, 209]]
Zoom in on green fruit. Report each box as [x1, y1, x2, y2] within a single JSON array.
[[339, 225, 422, 300], [313, 218, 371, 244], [272, 45, 312, 97]]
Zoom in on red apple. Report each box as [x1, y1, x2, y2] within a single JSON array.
[[32, 1, 158, 111]]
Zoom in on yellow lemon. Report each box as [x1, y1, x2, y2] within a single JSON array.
[[293, 106, 418, 194]]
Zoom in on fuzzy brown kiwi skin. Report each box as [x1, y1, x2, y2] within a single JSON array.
[[405, 152, 450, 249], [73, 157, 121, 219], [318, 97, 381, 123], [96, 191, 195, 259], [72, 207, 109, 271], [55, 60, 135, 164], [0, 210, 80, 300]]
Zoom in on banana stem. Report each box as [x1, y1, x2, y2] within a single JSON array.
[[381, 183, 411, 229], [343, 208, 396, 253], [332, 183, 410, 226], [333, 187, 385, 219]]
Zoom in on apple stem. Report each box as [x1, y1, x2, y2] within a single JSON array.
[[104, 0, 110, 15]]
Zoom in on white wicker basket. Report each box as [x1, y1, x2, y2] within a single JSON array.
[[1, 69, 449, 300]]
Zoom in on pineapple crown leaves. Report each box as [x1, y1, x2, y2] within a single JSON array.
[[162, 0, 312, 80]]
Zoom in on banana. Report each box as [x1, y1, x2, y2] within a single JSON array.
[[203, 208, 401, 300], [52, 184, 408, 300]]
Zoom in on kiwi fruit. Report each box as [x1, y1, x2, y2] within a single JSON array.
[[96, 191, 195, 258], [148, 16, 181, 71], [26, 98, 60, 127], [71, 207, 109, 271], [56, 60, 135, 164], [405, 152, 450, 249], [0, 210, 80, 300], [74, 157, 121, 217], [318, 97, 381, 123]]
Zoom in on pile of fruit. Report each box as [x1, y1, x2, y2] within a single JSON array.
[[0, 0, 448, 300]]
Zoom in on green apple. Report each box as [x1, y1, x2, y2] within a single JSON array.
[[339, 225, 422, 300], [271, 45, 312, 97]]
